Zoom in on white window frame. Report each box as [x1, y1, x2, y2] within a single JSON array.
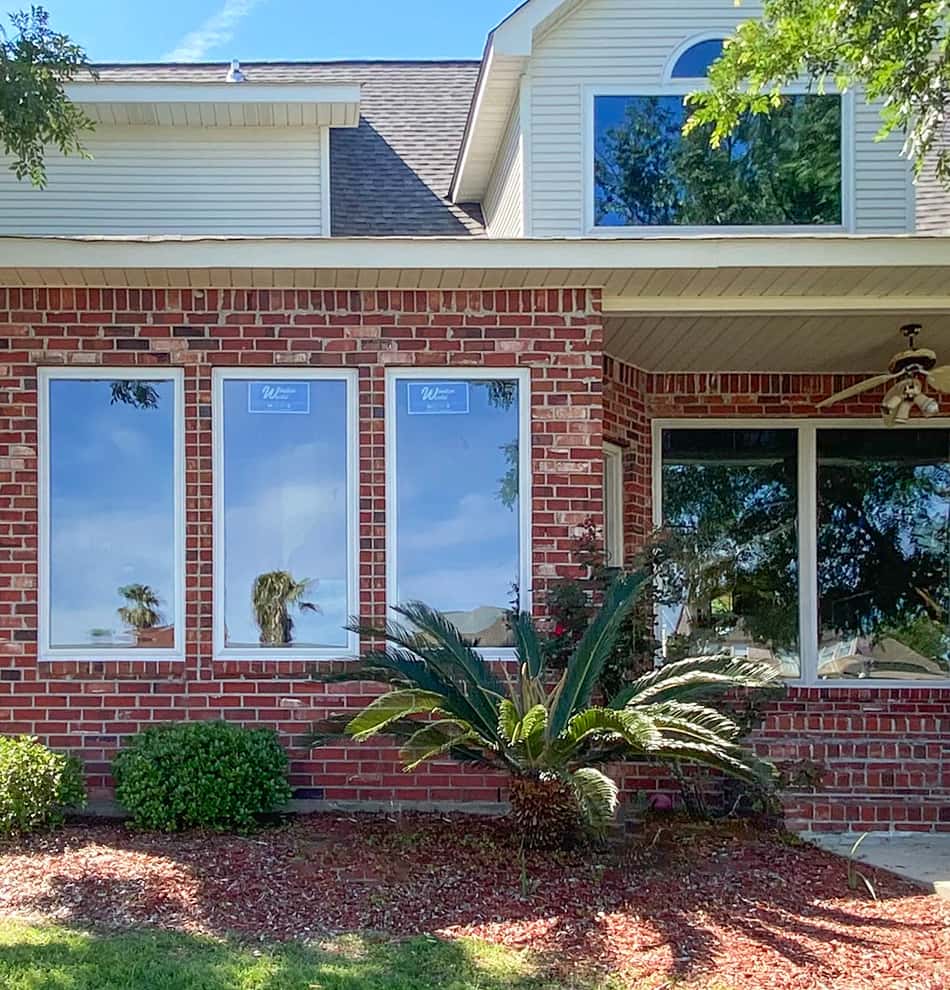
[[38, 367, 186, 661], [385, 367, 532, 659], [652, 417, 950, 688], [212, 367, 359, 661], [604, 441, 624, 567], [583, 66, 855, 236]]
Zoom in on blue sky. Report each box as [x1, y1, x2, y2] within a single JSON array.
[[36, 1, 517, 63]]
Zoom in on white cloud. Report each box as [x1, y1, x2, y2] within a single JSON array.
[[162, 0, 266, 62]]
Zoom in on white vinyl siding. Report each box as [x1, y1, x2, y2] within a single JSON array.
[[0, 126, 325, 236], [852, 97, 912, 232], [484, 106, 524, 238], [527, 0, 913, 235]]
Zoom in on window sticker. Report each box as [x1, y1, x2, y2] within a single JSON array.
[[248, 381, 311, 414], [406, 381, 470, 415]]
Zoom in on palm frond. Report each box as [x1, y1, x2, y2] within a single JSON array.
[[308, 666, 412, 688], [569, 767, 619, 836], [510, 610, 544, 679], [549, 570, 651, 737], [641, 701, 744, 742], [610, 655, 780, 709], [554, 707, 660, 762], [390, 601, 508, 739], [346, 689, 447, 742], [400, 721, 476, 772], [498, 699, 520, 742], [650, 739, 778, 788]]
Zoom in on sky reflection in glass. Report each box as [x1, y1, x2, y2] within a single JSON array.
[[48, 378, 175, 649], [221, 378, 349, 649], [394, 378, 521, 648]]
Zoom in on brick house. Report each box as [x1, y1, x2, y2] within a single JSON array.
[[2, 0, 949, 833]]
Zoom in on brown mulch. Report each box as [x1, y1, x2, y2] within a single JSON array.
[[1, 814, 947, 990]]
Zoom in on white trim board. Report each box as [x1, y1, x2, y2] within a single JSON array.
[[651, 417, 950, 688], [384, 367, 533, 660], [211, 367, 360, 661], [37, 367, 186, 662]]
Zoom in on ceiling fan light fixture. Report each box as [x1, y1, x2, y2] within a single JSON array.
[[914, 391, 940, 417], [894, 398, 914, 425]]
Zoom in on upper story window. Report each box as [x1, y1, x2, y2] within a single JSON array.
[[592, 38, 843, 230]]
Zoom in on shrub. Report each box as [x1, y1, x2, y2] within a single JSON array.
[[0, 736, 86, 836], [112, 721, 292, 831]]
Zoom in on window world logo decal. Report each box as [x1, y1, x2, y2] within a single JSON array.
[[248, 381, 311, 414], [406, 381, 471, 415]]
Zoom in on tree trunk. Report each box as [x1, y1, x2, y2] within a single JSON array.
[[508, 772, 582, 850]]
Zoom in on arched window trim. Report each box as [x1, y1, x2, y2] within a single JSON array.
[[663, 32, 728, 84]]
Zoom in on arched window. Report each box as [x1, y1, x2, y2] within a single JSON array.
[[590, 35, 845, 230], [669, 38, 724, 79]]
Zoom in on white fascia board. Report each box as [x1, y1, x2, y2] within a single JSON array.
[[66, 81, 362, 107], [2, 234, 950, 274], [492, 0, 570, 55]]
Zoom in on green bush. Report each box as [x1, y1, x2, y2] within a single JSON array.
[[0, 736, 86, 836], [112, 721, 292, 831]]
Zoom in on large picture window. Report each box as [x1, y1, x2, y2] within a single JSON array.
[[657, 422, 950, 683], [213, 370, 357, 657], [659, 429, 800, 677], [818, 429, 950, 680], [388, 370, 530, 650], [39, 369, 184, 659]]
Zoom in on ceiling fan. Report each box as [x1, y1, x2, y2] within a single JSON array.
[[818, 324, 950, 426]]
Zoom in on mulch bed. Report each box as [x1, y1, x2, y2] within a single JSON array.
[[1, 814, 947, 990]]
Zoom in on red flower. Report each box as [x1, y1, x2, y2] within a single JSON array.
[[554, 623, 567, 637]]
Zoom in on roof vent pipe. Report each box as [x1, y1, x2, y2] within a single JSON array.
[[226, 60, 245, 82]]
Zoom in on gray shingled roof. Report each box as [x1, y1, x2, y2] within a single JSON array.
[[93, 61, 485, 236], [917, 121, 950, 233]]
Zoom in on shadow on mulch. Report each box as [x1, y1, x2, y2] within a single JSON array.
[[1, 814, 947, 990]]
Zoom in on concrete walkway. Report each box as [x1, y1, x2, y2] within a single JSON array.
[[810, 833, 950, 898]]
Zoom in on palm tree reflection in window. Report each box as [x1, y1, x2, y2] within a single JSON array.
[[252, 570, 320, 647]]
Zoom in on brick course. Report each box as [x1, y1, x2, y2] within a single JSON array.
[[604, 358, 950, 832]]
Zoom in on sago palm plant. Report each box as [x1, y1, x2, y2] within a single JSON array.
[[311, 571, 780, 849]]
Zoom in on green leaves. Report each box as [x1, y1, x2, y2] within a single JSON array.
[[0, 736, 86, 836], [548, 570, 651, 738], [346, 690, 448, 742], [685, 0, 950, 188], [400, 722, 475, 772], [112, 722, 290, 832], [568, 768, 619, 836], [0, 8, 96, 187]]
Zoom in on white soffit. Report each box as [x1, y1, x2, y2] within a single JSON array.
[[66, 82, 362, 128], [2, 235, 950, 299], [604, 312, 950, 374]]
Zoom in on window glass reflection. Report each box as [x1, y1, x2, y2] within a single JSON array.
[[660, 429, 800, 676], [818, 429, 950, 680], [48, 378, 176, 650], [221, 377, 349, 650], [594, 94, 841, 227], [393, 378, 522, 648]]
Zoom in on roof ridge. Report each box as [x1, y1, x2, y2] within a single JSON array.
[[91, 58, 482, 69]]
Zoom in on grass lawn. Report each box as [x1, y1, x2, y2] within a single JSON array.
[[0, 921, 619, 990]]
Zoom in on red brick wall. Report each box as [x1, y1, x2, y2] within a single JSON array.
[[0, 286, 603, 805], [604, 359, 950, 832]]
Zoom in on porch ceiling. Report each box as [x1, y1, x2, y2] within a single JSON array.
[[604, 311, 950, 374]]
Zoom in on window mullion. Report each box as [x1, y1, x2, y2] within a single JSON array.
[[798, 424, 819, 684]]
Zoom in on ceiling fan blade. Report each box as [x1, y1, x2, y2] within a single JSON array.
[[817, 372, 898, 408], [925, 366, 950, 393]]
